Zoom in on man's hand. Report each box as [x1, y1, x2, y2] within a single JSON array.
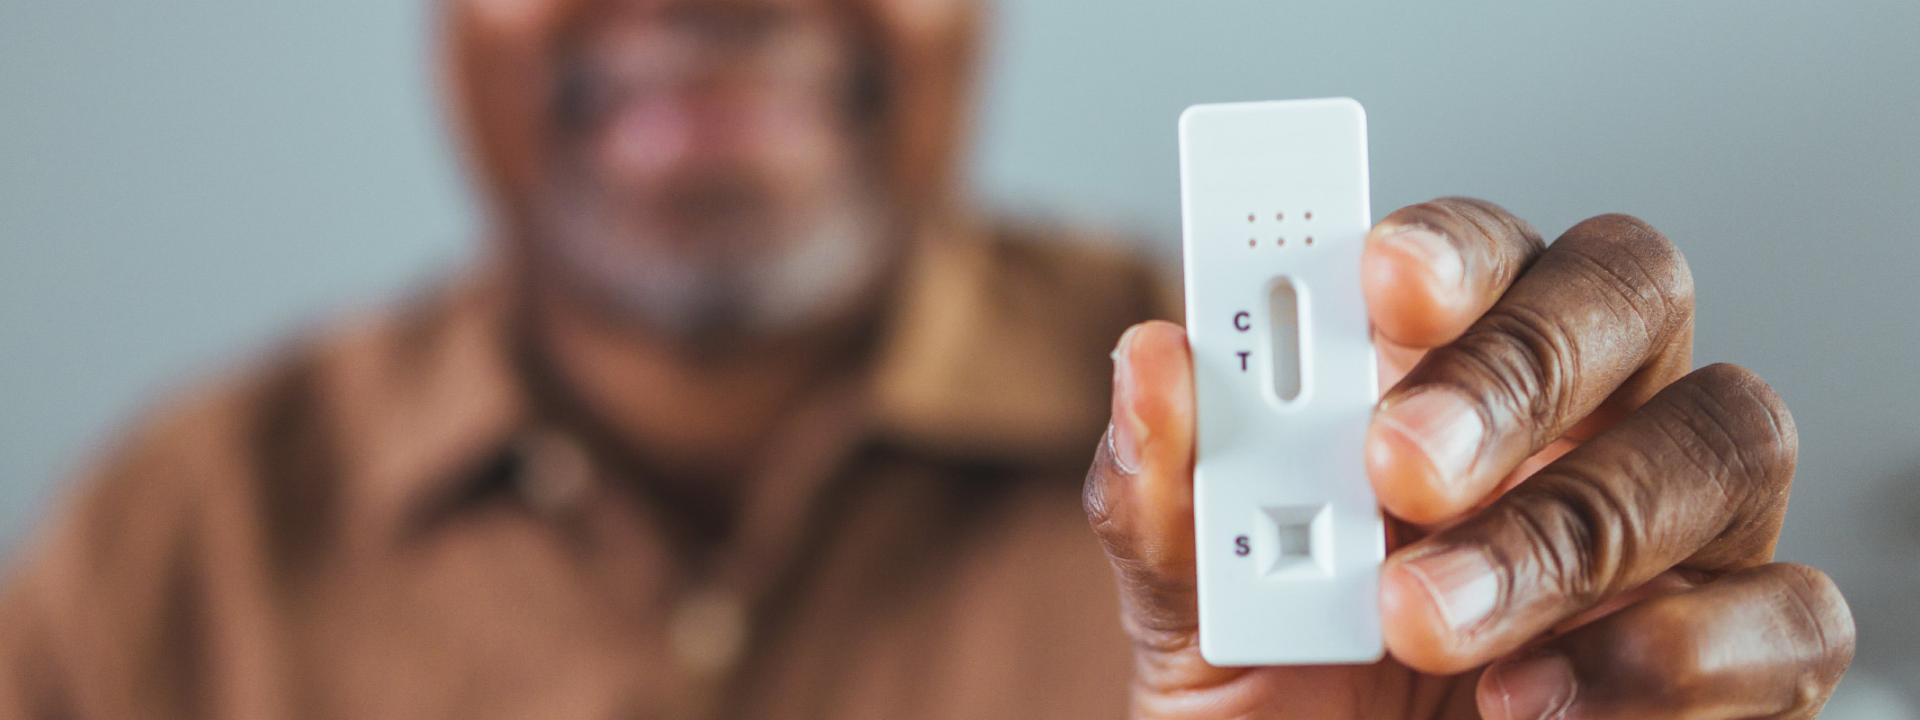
[[1084, 198, 1856, 718]]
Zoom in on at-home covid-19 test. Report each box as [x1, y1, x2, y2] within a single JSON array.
[[1180, 98, 1385, 666]]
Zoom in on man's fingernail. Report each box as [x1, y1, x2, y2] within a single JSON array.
[[1377, 387, 1486, 490], [1489, 653, 1576, 720], [1400, 546, 1500, 636], [1380, 225, 1466, 291], [1109, 326, 1145, 474]]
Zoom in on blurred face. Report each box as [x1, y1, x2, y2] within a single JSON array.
[[447, 0, 968, 345]]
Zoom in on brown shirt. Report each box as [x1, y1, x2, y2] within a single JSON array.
[[0, 225, 1177, 719]]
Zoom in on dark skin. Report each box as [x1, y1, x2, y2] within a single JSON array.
[[1087, 199, 1857, 718], [444, 0, 976, 487], [443, 0, 1855, 714]]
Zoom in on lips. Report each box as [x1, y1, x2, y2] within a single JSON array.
[[596, 89, 763, 179]]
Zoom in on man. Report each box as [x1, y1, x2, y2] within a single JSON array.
[[0, 0, 1854, 718]]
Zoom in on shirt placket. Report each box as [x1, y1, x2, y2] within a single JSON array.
[[515, 383, 874, 719]]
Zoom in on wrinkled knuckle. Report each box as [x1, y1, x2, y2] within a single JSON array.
[[1390, 197, 1486, 236], [1563, 214, 1695, 335], [1619, 220, 1694, 312], [1383, 199, 1446, 224], [1430, 196, 1510, 226], [1125, 618, 1200, 658], [1390, 197, 1541, 255], [1680, 364, 1800, 483], [1462, 302, 1582, 436], [1382, 200, 1469, 239], [1442, 196, 1541, 242], [1569, 213, 1665, 256], [1117, 568, 1200, 643], [1438, 340, 1530, 436], [1756, 563, 1855, 715], [1497, 476, 1637, 605], [1082, 454, 1120, 536], [1708, 363, 1798, 459], [1775, 563, 1858, 670], [1570, 212, 1657, 239]]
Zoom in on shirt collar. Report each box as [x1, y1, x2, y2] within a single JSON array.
[[349, 222, 1124, 537], [865, 221, 1118, 463]]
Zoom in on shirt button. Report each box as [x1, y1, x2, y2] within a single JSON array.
[[669, 588, 748, 678]]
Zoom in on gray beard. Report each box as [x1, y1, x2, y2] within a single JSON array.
[[536, 178, 891, 351]]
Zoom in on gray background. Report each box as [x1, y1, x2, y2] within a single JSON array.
[[3, 0, 1915, 714]]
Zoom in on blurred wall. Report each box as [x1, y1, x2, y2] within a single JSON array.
[[3, 0, 1916, 715], [0, 1, 472, 534]]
